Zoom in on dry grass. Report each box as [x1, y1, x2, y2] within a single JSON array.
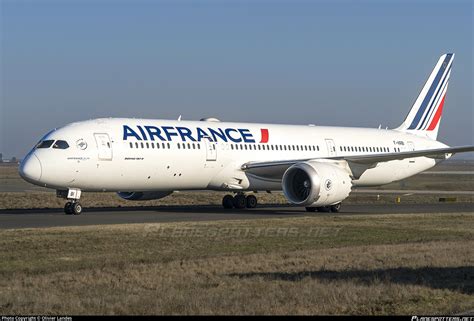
[[0, 213, 473, 314]]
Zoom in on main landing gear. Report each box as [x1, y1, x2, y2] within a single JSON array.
[[57, 188, 83, 215], [222, 193, 258, 209], [305, 202, 341, 213]]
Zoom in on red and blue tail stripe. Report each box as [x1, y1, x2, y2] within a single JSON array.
[[397, 53, 455, 140], [407, 53, 453, 130]]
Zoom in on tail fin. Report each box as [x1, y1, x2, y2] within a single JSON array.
[[396, 53, 454, 140]]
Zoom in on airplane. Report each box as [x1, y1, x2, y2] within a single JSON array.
[[19, 53, 474, 215]]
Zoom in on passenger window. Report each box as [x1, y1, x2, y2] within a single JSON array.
[[36, 140, 55, 149]]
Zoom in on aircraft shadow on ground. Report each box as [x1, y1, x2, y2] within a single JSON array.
[[227, 266, 474, 295]]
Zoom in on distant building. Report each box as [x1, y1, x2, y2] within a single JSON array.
[[0, 153, 2, 163]]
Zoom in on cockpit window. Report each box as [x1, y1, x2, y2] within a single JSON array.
[[36, 140, 54, 149], [53, 140, 69, 149]]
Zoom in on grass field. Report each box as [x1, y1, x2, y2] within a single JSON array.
[[0, 213, 473, 315]]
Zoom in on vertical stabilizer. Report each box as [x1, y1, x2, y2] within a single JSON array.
[[396, 53, 454, 140]]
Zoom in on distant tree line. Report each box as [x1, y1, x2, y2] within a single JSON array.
[[0, 153, 19, 163]]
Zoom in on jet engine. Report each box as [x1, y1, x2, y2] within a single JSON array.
[[282, 161, 352, 207], [117, 191, 173, 201]]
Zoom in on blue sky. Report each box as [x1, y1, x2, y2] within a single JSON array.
[[1, 0, 472, 159]]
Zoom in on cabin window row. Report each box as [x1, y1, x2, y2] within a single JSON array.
[[129, 142, 320, 152], [340, 146, 391, 153], [229, 144, 320, 152], [130, 142, 175, 149]]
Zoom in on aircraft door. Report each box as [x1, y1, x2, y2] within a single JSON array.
[[325, 139, 337, 157], [94, 133, 113, 161], [204, 137, 217, 161]]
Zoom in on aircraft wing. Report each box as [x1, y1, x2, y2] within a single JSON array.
[[241, 145, 474, 179]]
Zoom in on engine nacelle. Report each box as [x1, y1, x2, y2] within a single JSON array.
[[117, 191, 172, 201], [282, 161, 352, 206]]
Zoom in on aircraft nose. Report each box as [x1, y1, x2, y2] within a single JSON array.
[[19, 153, 42, 182]]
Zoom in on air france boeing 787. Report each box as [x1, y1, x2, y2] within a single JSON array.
[[19, 54, 474, 214]]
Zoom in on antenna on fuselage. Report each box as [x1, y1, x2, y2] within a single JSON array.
[[178, 115, 182, 121]]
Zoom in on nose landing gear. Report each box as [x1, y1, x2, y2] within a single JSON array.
[[64, 201, 83, 215], [57, 189, 83, 215]]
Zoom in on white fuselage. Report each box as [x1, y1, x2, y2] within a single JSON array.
[[20, 118, 446, 193]]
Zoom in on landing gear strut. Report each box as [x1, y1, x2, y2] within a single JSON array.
[[222, 193, 258, 209], [58, 188, 83, 215]]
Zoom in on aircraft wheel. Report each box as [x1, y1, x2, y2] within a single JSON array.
[[330, 203, 341, 213], [233, 194, 247, 209], [72, 202, 83, 215], [246, 195, 257, 208], [222, 195, 234, 209], [305, 207, 317, 212], [64, 202, 73, 215]]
